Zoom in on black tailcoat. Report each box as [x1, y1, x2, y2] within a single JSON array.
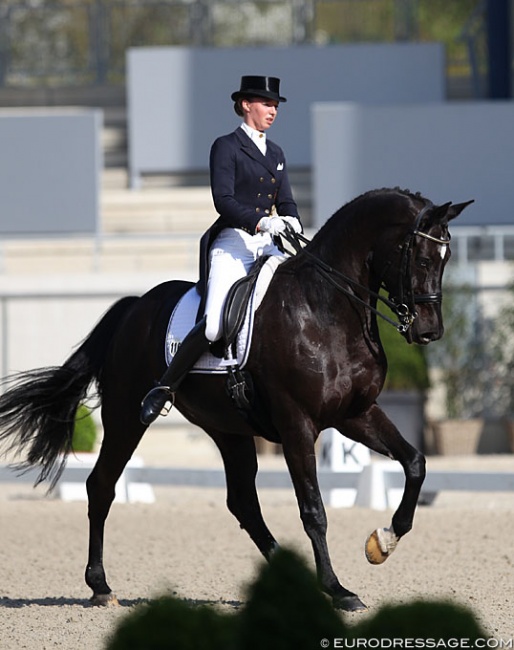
[[196, 127, 300, 313]]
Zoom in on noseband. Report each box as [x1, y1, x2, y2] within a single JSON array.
[[279, 201, 451, 334]]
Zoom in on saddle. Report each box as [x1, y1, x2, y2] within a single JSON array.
[[165, 254, 284, 440], [210, 255, 281, 439], [220, 255, 270, 353]]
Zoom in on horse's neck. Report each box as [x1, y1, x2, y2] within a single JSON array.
[[307, 226, 374, 288]]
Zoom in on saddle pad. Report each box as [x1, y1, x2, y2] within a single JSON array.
[[165, 255, 285, 373]]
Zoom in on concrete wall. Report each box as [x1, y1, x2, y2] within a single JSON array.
[[312, 100, 514, 227], [0, 273, 171, 378], [127, 43, 445, 187], [0, 109, 101, 236]]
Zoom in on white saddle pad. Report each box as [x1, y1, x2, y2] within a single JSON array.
[[165, 255, 285, 373]]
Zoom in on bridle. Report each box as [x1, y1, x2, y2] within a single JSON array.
[[392, 201, 451, 329], [279, 202, 451, 334]]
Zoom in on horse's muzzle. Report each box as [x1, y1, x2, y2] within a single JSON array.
[[408, 313, 444, 345]]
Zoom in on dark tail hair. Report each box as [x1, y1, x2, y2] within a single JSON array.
[[0, 296, 139, 488]]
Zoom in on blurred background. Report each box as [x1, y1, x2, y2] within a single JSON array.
[[1, 0, 514, 456]]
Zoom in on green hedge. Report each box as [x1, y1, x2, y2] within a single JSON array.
[[379, 303, 430, 391], [72, 404, 97, 453], [105, 549, 487, 650]]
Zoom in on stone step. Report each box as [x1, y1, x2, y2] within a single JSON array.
[[100, 168, 312, 233], [101, 187, 215, 235], [0, 236, 199, 277]]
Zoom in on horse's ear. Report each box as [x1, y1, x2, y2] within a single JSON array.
[[430, 202, 452, 222], [446, 199, 474, 222]]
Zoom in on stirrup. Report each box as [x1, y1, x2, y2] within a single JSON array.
[[151, 385, 175, 415], [140, 385, 175, 426], [159, 394, 174, 416]]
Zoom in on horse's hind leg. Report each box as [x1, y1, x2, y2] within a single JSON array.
[[85, 408, 146, 605], [208, 431, 278, 559]]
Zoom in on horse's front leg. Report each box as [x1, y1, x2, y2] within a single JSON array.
[[342, 403, 426, 565], [281, 426, 367, 612]]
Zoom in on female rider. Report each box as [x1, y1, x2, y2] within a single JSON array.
[[140, 75, 302, 425]]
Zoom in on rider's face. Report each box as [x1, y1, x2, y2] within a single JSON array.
[[242, 97, 279, 132]]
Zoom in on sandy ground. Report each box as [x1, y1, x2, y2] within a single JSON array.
[[1, 418, 514, 649]]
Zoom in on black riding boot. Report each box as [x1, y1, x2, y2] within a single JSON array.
[[140, 317, 209, 426]]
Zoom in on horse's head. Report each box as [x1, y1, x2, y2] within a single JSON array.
[[379, 197, 473, 345]]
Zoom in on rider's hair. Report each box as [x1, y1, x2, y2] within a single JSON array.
[[234, 98, 245, 117]]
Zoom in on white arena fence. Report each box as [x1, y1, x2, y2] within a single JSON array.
[[1, 454, 514, 510]]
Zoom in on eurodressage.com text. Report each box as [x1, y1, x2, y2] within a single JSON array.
[[319, 639, 513, 649]]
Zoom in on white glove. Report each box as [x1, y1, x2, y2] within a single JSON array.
[[281, 216, 302, 233], [257, 216, 286, 236]]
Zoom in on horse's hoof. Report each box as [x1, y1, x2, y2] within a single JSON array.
[[89, 592, 119, 607], [333, 594, 368, 612], [365, 527, 398, 565]]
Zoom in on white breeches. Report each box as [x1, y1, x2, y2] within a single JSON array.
[[204, 228, 284, 342]]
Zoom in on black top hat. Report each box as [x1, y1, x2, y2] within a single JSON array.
[[231, 76, 287, 103]]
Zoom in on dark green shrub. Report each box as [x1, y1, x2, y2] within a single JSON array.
[[105, 595, 234, 650], [352, 599, 487, 640], [105, 548, 488, 650], [236, 548, 346, 650], [72, 404, 97, 453]]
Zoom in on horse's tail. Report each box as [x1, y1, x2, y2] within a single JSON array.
[[0, 295, 139, 488]]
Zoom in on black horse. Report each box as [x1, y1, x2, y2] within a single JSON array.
[[0, 188, 471, 611]]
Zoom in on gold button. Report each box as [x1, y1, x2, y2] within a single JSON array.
[[271, 177, 276, 184], [256, 207, 261, 213], [257, 193, 261, 198], [265, 209, 270, 214], [267, 194, 273, 199], [260, 177, 264, 182]]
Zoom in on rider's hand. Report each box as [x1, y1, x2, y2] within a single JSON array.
[[281, 216, 303, 233], [256, 216, 286, 236]]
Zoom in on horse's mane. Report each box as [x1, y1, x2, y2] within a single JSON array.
[[310, 187, 427, 249], [324, 186, 425, 225]]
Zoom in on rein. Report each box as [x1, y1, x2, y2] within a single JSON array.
[[279, 203, 451, 334]]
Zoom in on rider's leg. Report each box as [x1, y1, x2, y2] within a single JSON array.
[[140, 316, 209, 426], [140, 230, 249, 426], [140, 228, 280, 426]]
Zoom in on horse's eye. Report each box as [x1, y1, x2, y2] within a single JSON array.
[[416, 257, 431, 269]]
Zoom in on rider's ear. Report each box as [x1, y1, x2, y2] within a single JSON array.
[[446, 200, 474, 221]]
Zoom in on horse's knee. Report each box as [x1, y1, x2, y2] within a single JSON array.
[[408, 451, 426, 485]]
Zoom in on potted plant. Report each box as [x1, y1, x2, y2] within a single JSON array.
[[489, 282, 514, 453], [425, 281, 486, 455]]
